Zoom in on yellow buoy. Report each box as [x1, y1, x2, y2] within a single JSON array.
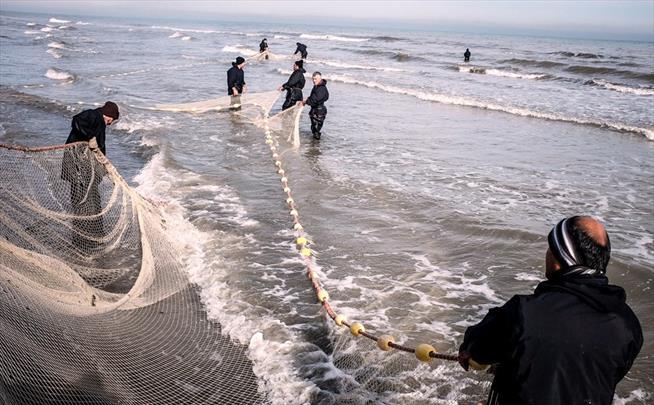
[[300, 247, 311, 257], [350, 322, 365, 337], [415, 344, 436, 362], [334, 314, 346, 326], [469, 359, 490, 371], [265, 139, 272, 145], [317, 290, 329, 302], [296, 236, 307, 246], [377, 335, 395, 351]]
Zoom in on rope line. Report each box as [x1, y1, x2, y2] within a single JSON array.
[[259, 115, 461, 365]]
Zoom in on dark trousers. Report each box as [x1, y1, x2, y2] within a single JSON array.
[[282, 89, 303, 111], [309, 106, 327, 137]]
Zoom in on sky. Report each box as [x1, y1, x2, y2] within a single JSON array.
[[2, 0, 653, 41]]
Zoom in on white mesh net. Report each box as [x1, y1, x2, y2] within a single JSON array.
[[0, 143, 267, 404]]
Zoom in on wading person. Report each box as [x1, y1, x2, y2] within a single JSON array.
[[294, 42, 308, 59], [62, 101, 119, 249], [464, 48, 471, 62], [459, 216, 642, 405], [259, 38, 268, 59], [278, 59, 306, 111], [227, 56, 246, 110], [302, 71, 329, 140]]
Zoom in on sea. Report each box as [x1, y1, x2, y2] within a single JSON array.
[[0, 10, 652, 404]]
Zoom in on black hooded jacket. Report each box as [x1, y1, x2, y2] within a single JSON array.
[[259, 40, 268, 53], [282, 68, 306, 91], [226, 64, 245, 95], [294, 43, 307, 56], [306, 80, 329, 109], [66, 108, 107, 155], [460, 274, 642, 405]]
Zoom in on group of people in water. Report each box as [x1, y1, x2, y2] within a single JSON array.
[[63, 38, 643, 405], [227, 40, 328, 140]]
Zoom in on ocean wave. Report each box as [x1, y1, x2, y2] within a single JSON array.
[[169, 31, 183, 38], [312, 58, 404, 72], [500, 58, 566, 69], [277, 68, 654, 139], [221, 45, 258, 56], [151, 25, 221, 34], [76, 21, 91, 25], [48, 18, 70, 24], [550, 51, 604, 59], [181, 36, 193, 41], [26, 22, 36, 27], [300, 33, 369, 42], [373, 35, 404, 42], [40, 27, 55, 33], [274, 34, 290, 39], [351, 48, 427, 62], [586, 79, 654, 96], [24, 30, 40, 35], [458, 65, 547, 80], [45, 68, 75, 82], [47, 41, 65, 49], [565, 65, 654, 83], [46, 48, 63, 59]]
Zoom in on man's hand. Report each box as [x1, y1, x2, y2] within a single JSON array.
[[277, 85, 283, 91], [458, 350, 471, 371]]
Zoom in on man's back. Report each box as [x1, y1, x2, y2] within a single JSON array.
[[66, 108, 106, 154], [465, 275, 642, 405]]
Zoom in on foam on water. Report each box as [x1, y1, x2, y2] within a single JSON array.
[[459, 65, 547, 80], [169, 31, 183, 38], [222, 45, 258, 56], [45, 67, 74, 81], [48, 17, 70, 24], [588, 79, 654, 96], [300, 33, 369, 42], [46, 48, 62, 59]]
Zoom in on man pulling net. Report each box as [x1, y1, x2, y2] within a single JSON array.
[[278, 60, 306, 111]]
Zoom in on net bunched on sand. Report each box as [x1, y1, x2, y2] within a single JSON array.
[[0, 142, 267, 404]]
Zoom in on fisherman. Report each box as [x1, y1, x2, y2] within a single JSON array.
[[302, 71, 329, 140], [227, 56, 246, 110], [65, 101, 119, 155], [464, 48, 471, 62], [459, 216, 642, 405], [294, 42, 308, 59], [63, 101, 119, 248], [259, 38, 269, 60], [278, 60, 306, 111]]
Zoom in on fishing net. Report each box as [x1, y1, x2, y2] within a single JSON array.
[[250, 51, 296, 62], [0, 142, 267, 404]]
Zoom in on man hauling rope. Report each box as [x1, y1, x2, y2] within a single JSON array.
[[459, 216, 642, 405], [294, 42, 308, 59], [278, 60, 306, 111], [302, 71, 329, 140], [259, 38, 269, 60], [227, 56, 246, 110]]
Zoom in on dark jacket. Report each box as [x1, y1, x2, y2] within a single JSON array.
[[306, 80, 329, 109], [294, 43, 307, 57], [259, 40, 268, 53], [460, 274, 642, 405], [282, 68, 306, 91], [227, 64, 245, 96], [66, 108, 107, 155]]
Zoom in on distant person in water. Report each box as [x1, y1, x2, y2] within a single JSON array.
[[464, 48, 471, 62], [62, 101, 119, 249], [227, 56, 246, 110], [278, 59, 306, 111], [459, 216, 642, 405], [259, 38, 269, 59], [302, 71, 329, 140], [294, 42, 308, 59]]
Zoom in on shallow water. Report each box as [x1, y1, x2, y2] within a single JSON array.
[[1, 11, 653, 404]]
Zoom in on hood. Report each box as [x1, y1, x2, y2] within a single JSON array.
[[317, 79, 327, 86], [535, 274, 627, 313]]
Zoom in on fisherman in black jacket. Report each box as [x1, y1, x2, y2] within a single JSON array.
[[464, 48, 471, 62], [278, 60, 306, 110], [459, 216, 642, 405], [294, 42, 308, 59], [302, 71, 329, 140], [226, 56, 246, 109], [259, 38, 268, 53], [63, 101, 119, 249]]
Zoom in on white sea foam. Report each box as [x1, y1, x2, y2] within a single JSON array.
[[40, 27, 54, 32], [274, 35, 290, 39], [458, 65, 546, 80], [312, 58, 404, 72], [169, 31, 183, 38], [47, 41, 65, 49], [76, 21, 91, 25], [613, 388, 650, 405], [45, 68, 74, 81], [277, 68, 654, 140], [46, 48, 62, 59], [132, 154, 318, 404], [221, 45, 258, 56], [181, 36, 193, 41], [591, 79, 654, 96], [26, 22, 36, 26], [300, 33, 368, 42], [151, 25, 219, 34], [49, 18, 70, 24], [24, 30, 39, 35]]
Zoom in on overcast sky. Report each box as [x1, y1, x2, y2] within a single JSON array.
[[2, 1, 653, 41]]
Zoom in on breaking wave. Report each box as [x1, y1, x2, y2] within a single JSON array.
[[221, 45, 258, 56], [550, 51, 604, 59], [48, 18, 70, 24], [458, 65, 547, 80], [169, 31, 184, 38], [351, 48, 427, 62], [45, 68, 75, 82], [565, 65, 654, 83], [586, 79, 654, 96], [300, 33, 369, 42]]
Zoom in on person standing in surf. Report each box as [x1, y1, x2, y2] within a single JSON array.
[[227, 56, 246, 110], [464, 48, 471, 62], [259, 38, 269, 59], [458, 216, 642, 405], [278, 60, 306, 111], [302, 71, 329, 140], [294, 42, 308, 59]]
